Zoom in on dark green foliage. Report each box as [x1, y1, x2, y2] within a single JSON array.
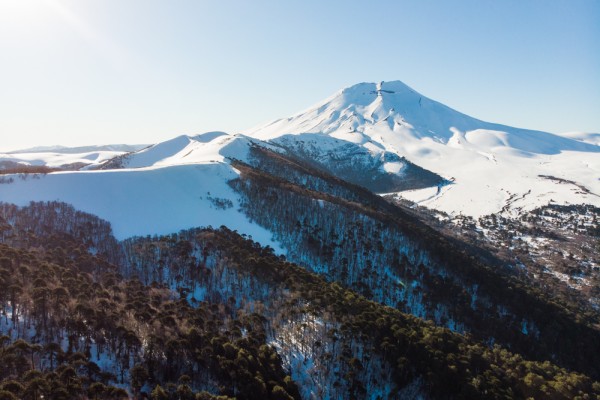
[[258, 136, 445, 192], [116, 224, 599, 399], [0, 201, 121, 262], [151, 384, 169, 400], [181, 227, 600, 399], [0, 334, 125, 399], [0, 196, 599, 398], [0, 219, 299, 400], [228, 155, 600, 381]]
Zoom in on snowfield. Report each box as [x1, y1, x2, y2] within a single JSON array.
[[0, 162, 282, 252], [0, 132, 286, 250], [0, 149, 128, 169], [121, 131, 257, 168], [0, 144, 147, 169]]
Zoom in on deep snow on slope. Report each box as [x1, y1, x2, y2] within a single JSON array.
[[0, 149, 128, 169], [7, 144, 147, 154], [120, 131, 258, 168], [557, 131, 600, 146], [246, 81, 600, 217], [0, 144, 148, 169], [0, 163, 282, 252], [0, 132, 289, 250]]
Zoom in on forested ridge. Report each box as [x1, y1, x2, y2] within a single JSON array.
[[0, 203, 299, 400], [231, 148, 600, 380], [0, 202, 599, 399], [266, 134, 445, 193]]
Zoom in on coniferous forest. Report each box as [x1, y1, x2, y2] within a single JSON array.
[[0, 197, 598, 399], [0, 148, 599, 399]]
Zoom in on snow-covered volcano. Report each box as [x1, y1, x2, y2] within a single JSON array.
[[1, 79, 598, 240], [246, 81, 600, 217]]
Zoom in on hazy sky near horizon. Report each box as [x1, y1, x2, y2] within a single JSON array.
[[0, 0, 599, 151]]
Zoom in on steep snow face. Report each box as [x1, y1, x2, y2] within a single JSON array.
[[268, 132, 443, 192], [249, 81, 484, 144], [246, 81, 600, 217]]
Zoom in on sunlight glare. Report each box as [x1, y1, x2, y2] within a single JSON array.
[[0, 0, 52, 25], [0, 0, 133, 71]]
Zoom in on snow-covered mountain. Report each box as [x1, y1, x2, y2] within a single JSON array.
[[101, 131, 256, 169], [1, 79, 598, 242], [246, 81, 600, 217]]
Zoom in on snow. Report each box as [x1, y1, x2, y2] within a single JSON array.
[[0, 132, 285, 252], [0, 131, 288, 252], [6, 144, 146, 154], [124, 135, 193, 168], [397, 148, 599, 218], [556, 131, 600, 146], [0, 162, 283, 253], [0, 150, 128, 168], [546, 268, 590, 290], [382, 161, 405, 174], [1, 79, 598, 246], [121, 133, 256, 168], [245, 80, 600, 217]]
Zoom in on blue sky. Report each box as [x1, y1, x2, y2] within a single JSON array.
[[0, 0, 598, 151]]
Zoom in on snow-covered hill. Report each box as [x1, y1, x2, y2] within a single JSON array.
[[556, 131, 600, 146], [7, 143, 147, 154], [0, 133, 282, 250], [0, 144, 147, 170], [114, 131, 256, 168], [246, 81, 600, 217], [0, 163, 280, 249]]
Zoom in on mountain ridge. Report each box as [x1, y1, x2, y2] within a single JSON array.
[[1, 79, 599, 228]]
